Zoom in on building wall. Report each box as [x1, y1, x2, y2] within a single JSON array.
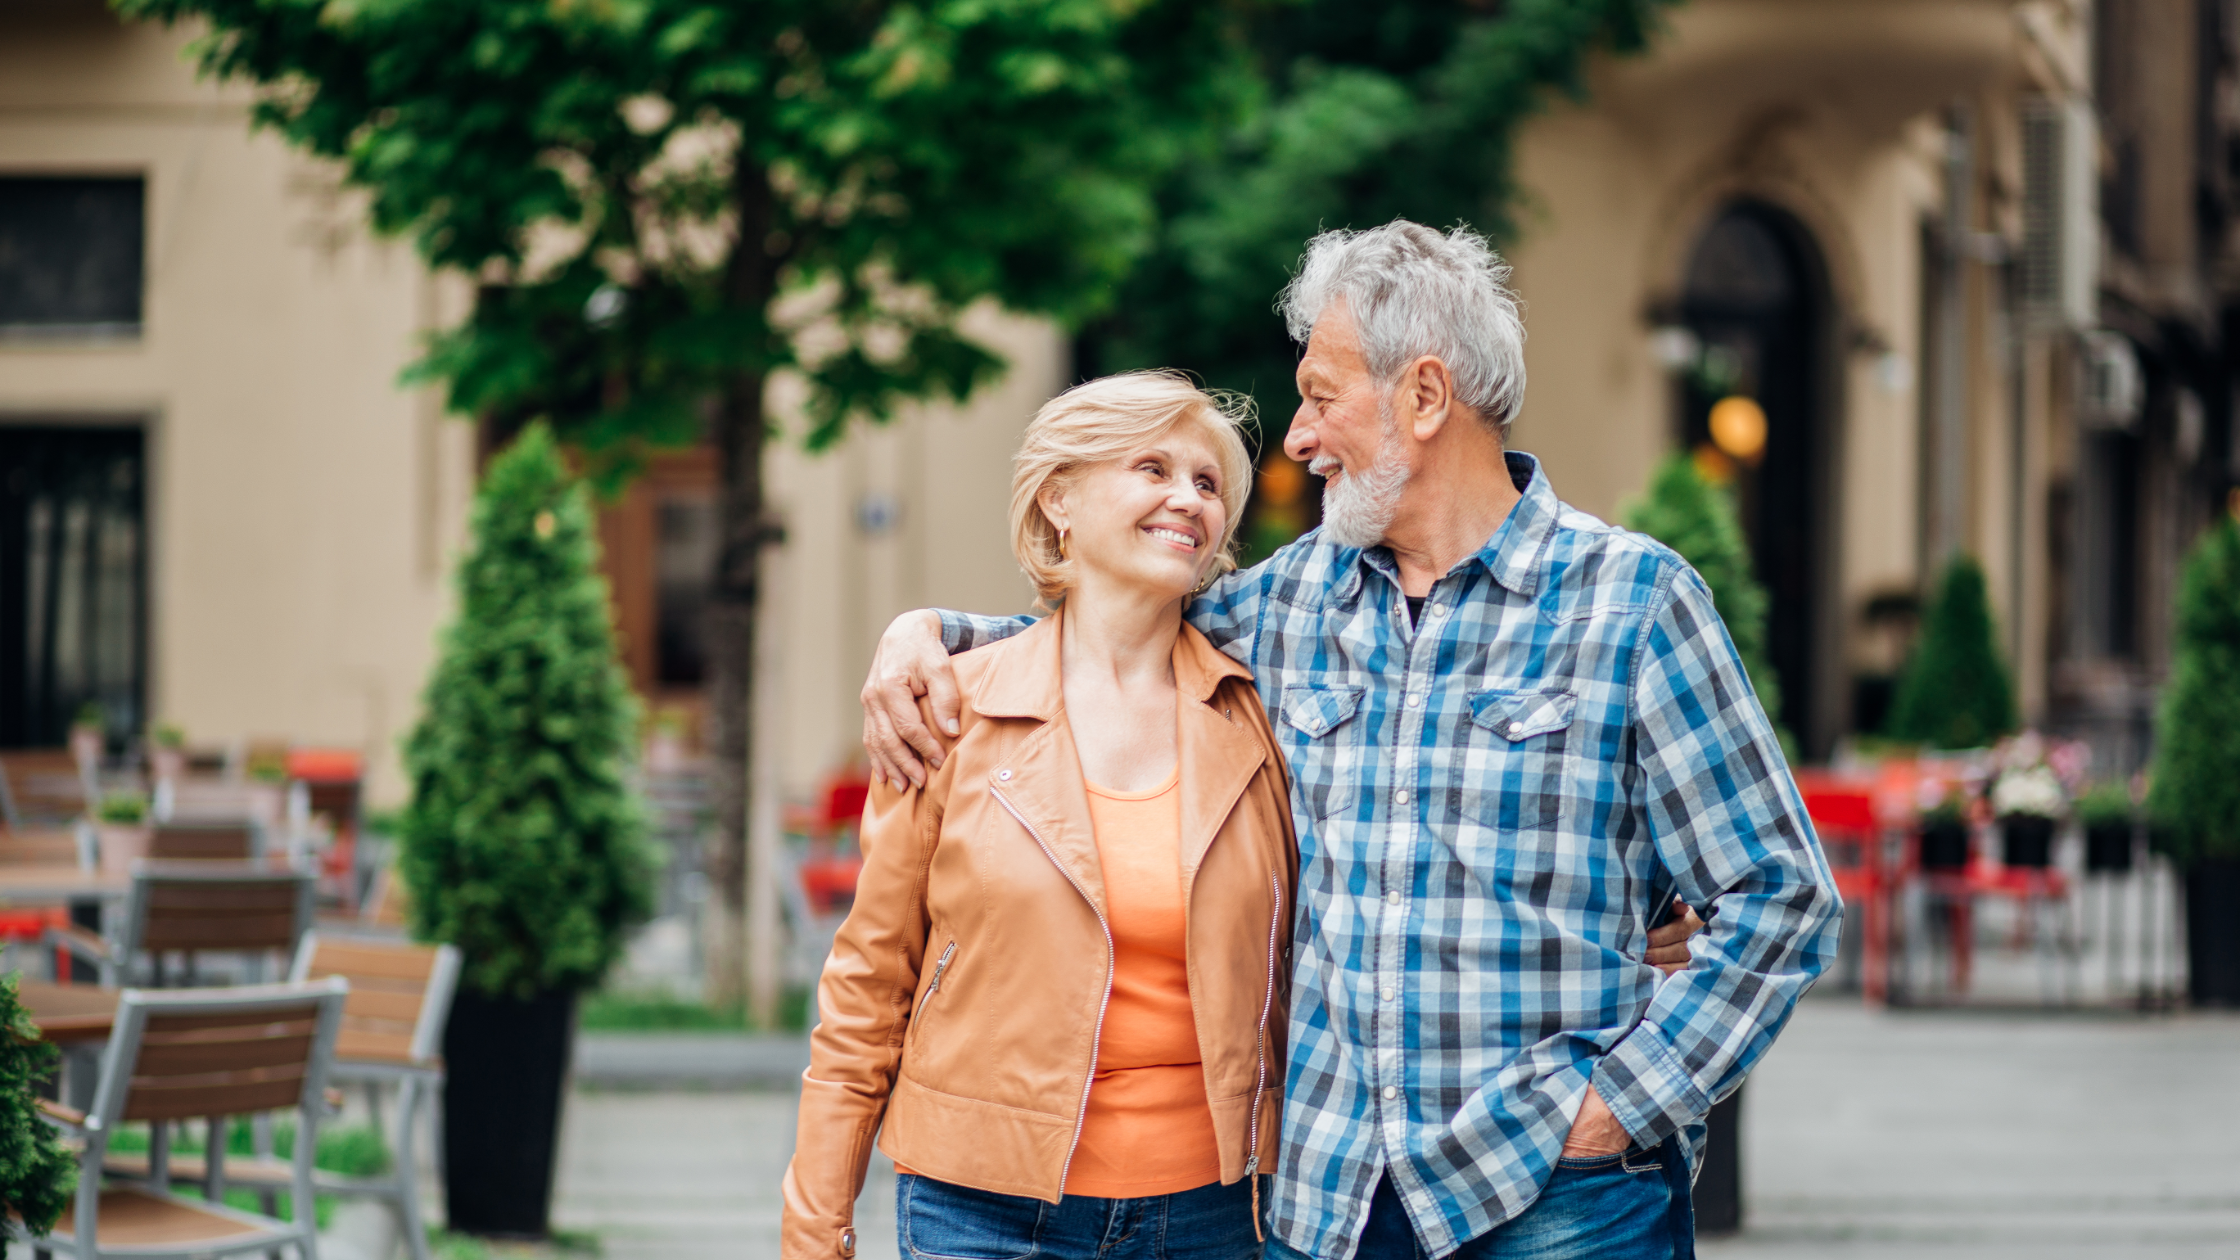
[[0, 2, 1063, 806]]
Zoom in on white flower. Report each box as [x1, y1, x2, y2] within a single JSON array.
[[1991, 764, 2067, 818]]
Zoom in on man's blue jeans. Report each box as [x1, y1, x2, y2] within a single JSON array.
[[1267, 1138, 1696, 1260], [896, 1173, 1261, 1260]]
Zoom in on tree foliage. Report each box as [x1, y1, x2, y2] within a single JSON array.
[[1085, 0, 1684, 425], [399, 424, 653, 999], [119, 0, 1243, 462], [1623, 454, 1784, 731], [2149, 515, 2240, 868], [0, 976, 73, 1254], [1888, 554, 2017, 751]]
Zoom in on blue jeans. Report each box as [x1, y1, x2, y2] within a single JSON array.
[[897, 1173, 1262, 1260], [1268, 1138, 1695, 1260]]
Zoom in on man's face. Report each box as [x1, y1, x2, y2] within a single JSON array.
[[1286, 301, 1410, 548]]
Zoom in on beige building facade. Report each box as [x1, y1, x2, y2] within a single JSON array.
[[6, 0, 2234, 803], [0, 0, 1051, 806]]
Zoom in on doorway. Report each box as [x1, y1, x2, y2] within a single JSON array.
[[1678, 202, 1833, 751], [0, 425, 147, 748]]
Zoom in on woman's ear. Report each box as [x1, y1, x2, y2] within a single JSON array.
[[1037, 483, 1070, 536]]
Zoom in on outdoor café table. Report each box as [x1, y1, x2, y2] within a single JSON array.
[[15, 978, 119, 1045], [0, 867, 125, 906]]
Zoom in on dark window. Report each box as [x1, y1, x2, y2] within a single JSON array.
[[0, 178, 145, 334], [654, 496, 716, 687], [0, 426, 147, 747]]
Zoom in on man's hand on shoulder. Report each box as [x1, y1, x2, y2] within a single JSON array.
[[861, 610, 960, 790], [1560, 1084, 1632, 1159]]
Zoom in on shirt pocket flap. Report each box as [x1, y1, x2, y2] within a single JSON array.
[[1469, 688, 1577, 742], [1280, 685, 1364, 738]]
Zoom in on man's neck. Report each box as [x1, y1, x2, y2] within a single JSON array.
[[1380, 432, 1523, 597]]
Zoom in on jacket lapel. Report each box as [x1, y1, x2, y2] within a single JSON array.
[[1174, 627, 1265, 887], [974, 612, 1108, 916]]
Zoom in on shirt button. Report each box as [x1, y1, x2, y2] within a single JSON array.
[[1379, 985, 1395, 1002], [1430, 603, 1447, 617], [1394, 789, 1411, 805], [1382, 1085, 1399, 1101], [1406, 693, 1421, 706], [1385, 889, 1402, 907], [1508, 722, 1524, 737]]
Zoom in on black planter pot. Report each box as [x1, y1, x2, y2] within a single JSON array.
[[2184, 859, 2240, 1007], [1918, 821, 1970, 871], [2084, 823, 2135, 873], [1693, 1086, 1744, 1235], [1999, 815, 2055, 868], [443, 986, 578, 1237]]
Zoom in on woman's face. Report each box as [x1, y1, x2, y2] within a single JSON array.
[[1044, 424, 1230, 604]]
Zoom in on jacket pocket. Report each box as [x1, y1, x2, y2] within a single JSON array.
[[1465, 688, 1576, 831], [1279, 684, 1364, 821], [913, 940, 958, 1023]]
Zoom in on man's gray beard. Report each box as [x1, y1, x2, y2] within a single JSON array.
[[1314, 424, 1409, 549]]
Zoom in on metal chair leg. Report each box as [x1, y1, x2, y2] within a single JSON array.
[[394, 1077, 434, 1260]]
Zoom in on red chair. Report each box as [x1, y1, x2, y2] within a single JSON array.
[[1796, 772, 1891, 1002]]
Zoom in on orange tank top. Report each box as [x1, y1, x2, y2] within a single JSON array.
[[1063, 769, 1223, 1198]]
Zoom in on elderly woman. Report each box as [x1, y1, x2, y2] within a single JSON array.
[[782, 371, 1696, 1260]]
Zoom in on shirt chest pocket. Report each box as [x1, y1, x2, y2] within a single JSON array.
[[1280, 684, 1365, 821], [1463, 688, 1577, 832]]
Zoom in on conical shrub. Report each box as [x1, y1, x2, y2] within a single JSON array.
[[1623, 454, 1785, 731], [399, 422, 653, 999], [0, 975, 72, 1255], [2148, 514, 2240, 868], [1888, 554, 2016, 750]]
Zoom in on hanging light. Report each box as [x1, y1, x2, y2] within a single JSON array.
[[1708, 395, 1768, 465]]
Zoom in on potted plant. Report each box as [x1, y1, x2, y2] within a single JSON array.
[[1990, 762, 2064, 868], [2147, 512, 2240, 1006], [94, 791, 151, 876], [2077, 782, 2136, 874], [643, 706, 692, 775], [0, 973, 77, 1250], [1918, 789, 1972, 871], [1887, 555, 2018, 750], [68, 703, 104, 774], [398, 424, 653, 1237], [148, 723, 188, 785]]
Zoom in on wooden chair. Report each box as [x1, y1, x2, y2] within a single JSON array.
[[0, 749, 95, 828], [107, 934, 459, 1260], [146, 823, 259, 863], [14, 980, 349, 1260], [48, 862, 315, 988]]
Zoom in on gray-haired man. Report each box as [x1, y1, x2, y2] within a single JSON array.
[[862, 221, 1839, 1259]]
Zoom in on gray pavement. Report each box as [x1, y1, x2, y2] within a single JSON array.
[[551, 1000, 2240, 1259]]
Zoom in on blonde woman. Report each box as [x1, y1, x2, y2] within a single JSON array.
[[783, 372, 1291, 1260]]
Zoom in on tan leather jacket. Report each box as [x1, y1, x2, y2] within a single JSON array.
[[781, 612, 1297, 1259]]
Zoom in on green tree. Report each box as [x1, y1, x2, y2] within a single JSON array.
[[1622, 454, 1785, 734], [1888, 554, 2017, 751], [0, 976, 73, 1255], [1084, 0, 1684, 425], [398, 424, 652, 1000], [117, 0, 1240, 1012], [2148, 515, 2240, 868]]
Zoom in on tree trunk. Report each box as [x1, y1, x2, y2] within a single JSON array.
[[703, 165, 780, 1021]]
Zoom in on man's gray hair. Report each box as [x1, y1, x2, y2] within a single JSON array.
[[1279, 221, 1527, 435]]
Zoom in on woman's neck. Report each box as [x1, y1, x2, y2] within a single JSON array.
[[1058, 575, 1182, 691]]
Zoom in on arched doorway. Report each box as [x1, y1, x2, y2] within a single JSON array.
[[1677, 201, 1833, 752]]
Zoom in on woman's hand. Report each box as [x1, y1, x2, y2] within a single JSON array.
[[1645, 899, 1706, 976]]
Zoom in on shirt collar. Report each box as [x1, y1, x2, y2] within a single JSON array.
[[1332, 451, 1558, 605]]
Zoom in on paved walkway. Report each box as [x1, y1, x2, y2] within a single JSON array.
[[551, 1000, 2240, 1259]]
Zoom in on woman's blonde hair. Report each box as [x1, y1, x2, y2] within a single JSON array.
[[1010, 371, 1256, 610]]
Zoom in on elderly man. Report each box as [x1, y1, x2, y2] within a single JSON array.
[[860, 221, 1839, 1260]]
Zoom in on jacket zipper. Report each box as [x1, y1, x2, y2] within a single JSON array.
[[914, 940, 957, 1021], [992, 786, 1115, 1192], [1245, 871, 1282, 1239]]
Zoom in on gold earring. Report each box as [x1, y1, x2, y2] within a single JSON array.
[[1057, 528, 1069, 560], [1191, 570, 1215, 596]]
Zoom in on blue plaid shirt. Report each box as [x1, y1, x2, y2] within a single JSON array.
[[940, 454, 1839, 1259]]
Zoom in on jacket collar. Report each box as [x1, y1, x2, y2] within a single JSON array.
[[973, 604, 1265, 917]]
